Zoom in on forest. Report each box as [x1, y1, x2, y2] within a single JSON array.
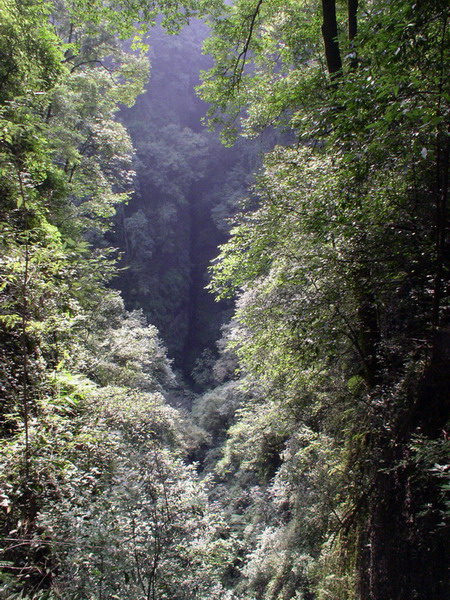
[[0, 0, 449, 599]]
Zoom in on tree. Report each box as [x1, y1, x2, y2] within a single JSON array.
[[204, 0, 450, 597], [0, 2, 199, 596]]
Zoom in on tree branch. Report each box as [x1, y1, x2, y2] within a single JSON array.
[[232, 0, 264, 88]]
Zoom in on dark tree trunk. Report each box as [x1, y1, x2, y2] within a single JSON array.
[[348, 0, 358, 69], [357, 291, 380, 388], [357, 333, 450, 600], [321, 0, 343, 79], [348, 0, 358, 41]]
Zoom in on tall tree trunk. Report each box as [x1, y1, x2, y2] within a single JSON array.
[[348, 0, 358, 41], [348, 0, 358, 69], [321, 0, 343, 80]]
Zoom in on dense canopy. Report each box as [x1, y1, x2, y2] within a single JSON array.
[[0, 1, 449, 599]]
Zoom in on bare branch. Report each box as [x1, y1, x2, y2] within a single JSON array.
[[232, 0, 264, 88]]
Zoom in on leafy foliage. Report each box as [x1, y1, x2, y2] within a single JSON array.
[[1, 1, 449, 599], [0, 2, 238, 598], [203, 0, 450, 598]]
